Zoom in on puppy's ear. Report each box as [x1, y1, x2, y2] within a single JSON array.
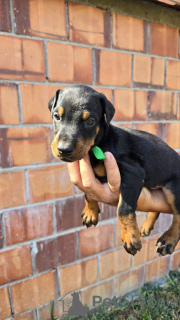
[[48, 89, 62, 112], [99, 93, 115, 125]]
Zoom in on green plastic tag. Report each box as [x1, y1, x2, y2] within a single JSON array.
[[91, 146, 106, 160]]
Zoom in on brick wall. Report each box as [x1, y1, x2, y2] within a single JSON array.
[[0, 0, 180, 319]]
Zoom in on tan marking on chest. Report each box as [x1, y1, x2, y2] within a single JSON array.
[[82, 111, 90, 120], [93, 163, 106, 177], [58, 107, 64, 117]]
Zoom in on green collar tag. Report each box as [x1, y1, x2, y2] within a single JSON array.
[[91, 146, 106, 160]]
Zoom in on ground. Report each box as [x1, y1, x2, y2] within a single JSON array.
[[51, 269, 180, 320]]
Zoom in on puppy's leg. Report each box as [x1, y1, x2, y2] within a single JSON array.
[[117, 166, 145, 255], [118, 211, 142, 255], [156, 182, 180, 256], [82, 194, 100, 228], [140, 212, 160, 237]]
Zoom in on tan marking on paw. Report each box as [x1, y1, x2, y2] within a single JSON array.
[[82, 196, 100, 228], [140, 212, 160, 237], [117, 213, 142, 255]]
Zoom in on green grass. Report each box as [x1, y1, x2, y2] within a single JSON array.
[[51, 269, 180, 320]]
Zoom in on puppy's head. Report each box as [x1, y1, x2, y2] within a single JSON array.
[[48, 85, 115, 162]]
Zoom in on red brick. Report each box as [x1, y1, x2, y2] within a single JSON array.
[[0, 35, 45, 81], [164, 122, 180, 149], [116, 266, 145, 296], [171, 251, 180, 270], [175, 241, 180, 251], [14, 0, 66, 39], [0, 127, 51, 167], [159, 213, 173, 233], [113, 123, 132, 129], [98, 202, 115, 221], [14, 310, 37, 320], [135, 123, 164, 138], [69, 2, 110, 47], [92, 87, 112, 102], [60, 258, 97, 295], [132, 235, 159, 267], [0, 245, 32, 285], [148, 91, 176, 120], [0, 171, 26, 209], [35, 233, 77, 272], [56, 196, 84, 231], [79, 223, 114, 258], [132, 238, 148, 268], [48, 42, 92, 83], [0, 287, 11, 319], [0, 0, 11, 32], [114, 89, 147, 121], [5, 204, 53, 245], [116, 220, 123, 247], [0, 218, 3, 249], [81, 279, 114, 309], [99, 248, 130, 280], [166, 60, 180, 90], [149, 22, 179, 58], [113, 13, 147, 52], [0, 83, 19, 125], [133, 55, 164, 88], [28, 164, 73, 203], [146, 256, 170, 282], [11, 270, 57, 315], [20, 84, 64, 124], [95, 49, 131, 86], [178, 94, 180, 120]]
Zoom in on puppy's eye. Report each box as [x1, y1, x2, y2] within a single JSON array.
[[86, 118, 95, 126], [54, 114, 60, 121]]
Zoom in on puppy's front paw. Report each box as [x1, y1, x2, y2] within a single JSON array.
[[121, 229, 142, 256], [81, 207, 100, 228]]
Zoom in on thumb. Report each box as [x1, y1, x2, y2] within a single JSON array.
[[104, 152, 121, 194]]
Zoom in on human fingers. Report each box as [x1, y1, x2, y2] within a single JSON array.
[[79, 153, 120, 204], [67, 161, 85, 192], [79, 154, 103, 198], [104, 152, 121, 196]]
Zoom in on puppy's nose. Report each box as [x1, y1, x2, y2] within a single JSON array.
[[57, 143, 74, 156]]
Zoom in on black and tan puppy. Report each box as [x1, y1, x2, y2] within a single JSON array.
[[48, 85, 180, 256]]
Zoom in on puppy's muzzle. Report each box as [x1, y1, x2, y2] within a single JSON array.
[[57, 142, 74, 157]]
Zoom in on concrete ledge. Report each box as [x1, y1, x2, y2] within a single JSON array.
[[70, 0, 180, 28]]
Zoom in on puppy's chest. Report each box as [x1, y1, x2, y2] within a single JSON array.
[[93, 162, 106, 176], [93, 163, 107, 183]]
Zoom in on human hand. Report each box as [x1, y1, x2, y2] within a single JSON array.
[[67, 152, 120, 206], [67, 152, 172, 214]]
